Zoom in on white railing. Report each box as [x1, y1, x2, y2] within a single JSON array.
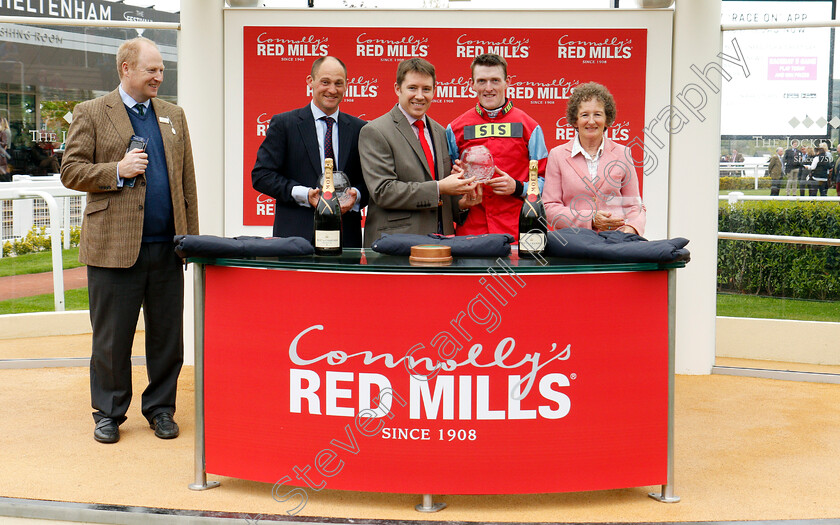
[[0, 176, 85, 311], [718, 231, 840, 246], [720, 192, 840, 205], [719, 162, 770, 190], [718, 192, 840, 246]]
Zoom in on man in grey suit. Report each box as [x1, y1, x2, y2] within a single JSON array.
[[359, 58, 481, 247], [61, 37, 199, 444]]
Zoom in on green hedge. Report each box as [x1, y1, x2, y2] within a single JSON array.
[[719, 176, 772, 190], [718, 201, 840, 300], [2, 225, 81, 257]]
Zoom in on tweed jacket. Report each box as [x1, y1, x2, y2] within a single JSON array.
[[359, 105, 459, 248], [767, 154, 783, 180], [61, 89, 199, 268]]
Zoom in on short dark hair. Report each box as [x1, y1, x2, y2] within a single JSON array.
[[566, 82, 617, 128], [311, 56, 347, 78], [470, 53, 508, 78], [396, 58, 435, 86]]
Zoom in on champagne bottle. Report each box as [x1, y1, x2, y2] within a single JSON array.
[[518, 160, 546, 258], [314, 158, 342, 256]]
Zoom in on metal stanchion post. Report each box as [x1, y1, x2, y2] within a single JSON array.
[[189, 263, 220, 491], [415, 494, 446, 512], [649, 269, 680, 503]]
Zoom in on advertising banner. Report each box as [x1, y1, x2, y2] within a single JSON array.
[[203, 265, 669, 496], [242, 26, 648, 225], [720, 0, 833, 137]]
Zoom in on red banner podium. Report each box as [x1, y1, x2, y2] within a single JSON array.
[[188, 251, 682, 509]]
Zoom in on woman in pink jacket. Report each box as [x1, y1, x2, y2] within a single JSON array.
[[543, 82, 646, 236]]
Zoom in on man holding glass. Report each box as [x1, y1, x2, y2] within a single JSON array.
[[359, 58, 480, 247], [252, 56, 368, 247], [445, 53, 548, 237]]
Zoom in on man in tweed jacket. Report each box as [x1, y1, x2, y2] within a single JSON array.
[[61, 37, 199, 444]]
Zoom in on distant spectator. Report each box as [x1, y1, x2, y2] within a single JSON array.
[[799, 146, 812, 196], [834, 144, 840, 195], [0, 117, 10, 182], [729, 149, 745, 176], [808, 142, 831, 197], [768, 147, 783, 196], [31, 141, 60, 174], [783, 144, 801, 196]]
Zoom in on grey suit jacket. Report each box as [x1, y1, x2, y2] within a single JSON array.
[[61, 89, 199, 268], [359, 105, 458, 247]]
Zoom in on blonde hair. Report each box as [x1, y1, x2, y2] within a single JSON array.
[[116, 37, 158, 79]]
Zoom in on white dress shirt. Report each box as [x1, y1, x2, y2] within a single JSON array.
[[397, 104, 440, 198], [570, 133, 605, 180]]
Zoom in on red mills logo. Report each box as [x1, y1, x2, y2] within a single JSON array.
[[556, 35, 632, 61], [256, 33, 329, 57], [455, 34, 530, 58], [355, 33, 429, 58], [287, 325, 573, 421], [511, 77, 577, 105]]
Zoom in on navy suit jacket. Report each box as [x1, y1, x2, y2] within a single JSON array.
[[252, 105, 368, 247]]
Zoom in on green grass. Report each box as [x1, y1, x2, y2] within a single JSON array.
[[0, 248, 83, 277], [0, 287, 89, 315], [717, 292, 840, 322]]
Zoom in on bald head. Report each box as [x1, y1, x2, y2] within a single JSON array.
[[311, 56, 347, 78]]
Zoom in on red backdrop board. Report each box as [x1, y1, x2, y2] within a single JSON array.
[[203, 267, 668, 495], [243, 26, 647, 225]]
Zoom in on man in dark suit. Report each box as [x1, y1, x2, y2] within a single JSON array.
[[359, 58, 481, 247], [783, 142, 802, 196], [252, 56, 367, 247], [61, 37, 199, 444]]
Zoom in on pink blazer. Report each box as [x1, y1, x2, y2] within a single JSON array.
[[543, 138, 646, 236]]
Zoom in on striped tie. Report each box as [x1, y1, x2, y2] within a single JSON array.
[[321, 116, 335, 162]]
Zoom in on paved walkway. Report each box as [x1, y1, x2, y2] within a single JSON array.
[[0, 266, 87, 301]]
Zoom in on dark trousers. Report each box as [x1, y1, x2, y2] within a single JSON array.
[[88, 242, 184, 424], [806, 179, 828, 196], [770, 176, 781, 196]]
